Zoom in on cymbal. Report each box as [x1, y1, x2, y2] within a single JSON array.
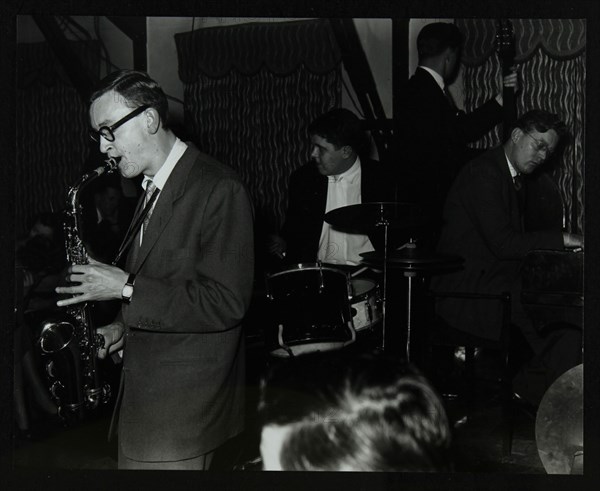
[[360, 247, 463, 271], [535, 364, 583, 474], [324, 202, 428, 233]]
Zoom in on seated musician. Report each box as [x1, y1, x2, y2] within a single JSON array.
[[431, 109, 583, 405], [267, 108, 396, 271], [258, 352, 452, 471]]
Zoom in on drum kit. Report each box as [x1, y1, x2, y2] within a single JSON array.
[[265, 202, 462, 361]]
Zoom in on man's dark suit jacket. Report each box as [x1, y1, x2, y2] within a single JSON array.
[[281, 158, 396, 265], [398, 67, 505, 223], [430, 146, 564, 341], [110, 144, 254, 463]]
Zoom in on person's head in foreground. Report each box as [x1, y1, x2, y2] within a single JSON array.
[[258, 353, 451, 471]]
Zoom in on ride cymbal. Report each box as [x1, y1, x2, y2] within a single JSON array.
[[324, 202, 428, 234]]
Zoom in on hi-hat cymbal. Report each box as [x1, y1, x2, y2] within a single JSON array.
[[324, 202, 428, 234], [360, 247, 463, 271], [535, 364, 583, 474]]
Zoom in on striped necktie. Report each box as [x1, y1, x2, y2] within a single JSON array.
[[142, 180, 158, 236]]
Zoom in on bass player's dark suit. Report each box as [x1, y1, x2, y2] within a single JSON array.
[[398, 67, 505, 227]]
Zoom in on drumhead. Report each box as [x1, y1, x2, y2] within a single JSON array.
[[350, 278, 376, 298], [268, 262, 347, 279]]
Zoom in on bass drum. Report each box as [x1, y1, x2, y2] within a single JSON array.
[[265, 263, 356, 357]]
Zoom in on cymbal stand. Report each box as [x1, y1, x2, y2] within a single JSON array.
[[375, 204, 389, 352], [401, 238, 417, 363]]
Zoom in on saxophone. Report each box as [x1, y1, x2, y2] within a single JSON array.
[[37, 157, 118, 420]]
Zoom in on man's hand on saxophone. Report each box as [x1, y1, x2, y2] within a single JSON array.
[[96, 322, 125, 360], [55, 257, 129, 306]]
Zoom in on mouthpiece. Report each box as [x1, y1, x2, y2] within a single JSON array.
[[93, 165, 107, 177], [104, 157, 119, 173]]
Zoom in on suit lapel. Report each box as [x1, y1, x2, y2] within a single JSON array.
[[130, 146, 198, 273], [493, 146, 523, 229]]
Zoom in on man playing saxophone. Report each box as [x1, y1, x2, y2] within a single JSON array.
[[56, 70, 254, 470]]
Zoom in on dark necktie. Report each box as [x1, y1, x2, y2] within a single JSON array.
[[513, 174, 526, 214], [132, 181, 157, 266], [142, 180, 158, 236]]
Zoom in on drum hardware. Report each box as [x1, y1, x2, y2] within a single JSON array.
[[325, 202, 426, 353], [360, 245, 463, 363], [318, 261, 325, 293], [349, 277, 382, 332], [535, 363, 583, 474]]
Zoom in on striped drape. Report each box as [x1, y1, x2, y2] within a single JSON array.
[[183, 69, 340, 231], [16, 41, 98, 237], [175, 19, 342, 233], [457, 19, 585, 234]]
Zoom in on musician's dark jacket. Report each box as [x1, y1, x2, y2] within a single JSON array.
[[398, 67, 504, 221], [109, 144, 254, 462], [281, 158, 397, 264], [430, 145, 564, 340]]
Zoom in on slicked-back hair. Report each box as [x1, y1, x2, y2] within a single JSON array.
[[417, 22, 463, 63], [308, 108, 369, 157], [515, 109, 568, 141], [258, 353, 452, 471], [90, 69, 169, 128]]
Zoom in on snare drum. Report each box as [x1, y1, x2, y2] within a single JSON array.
[[265, 263, 356, 357], [350, 278, 382, 331]]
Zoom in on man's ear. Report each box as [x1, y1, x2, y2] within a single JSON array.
[[511, 127, 523, 144], [145, 107, 161, 135], [341, 145, 353, 158]]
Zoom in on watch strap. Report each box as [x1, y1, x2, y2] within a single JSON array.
[[121, 273, 136, 303]]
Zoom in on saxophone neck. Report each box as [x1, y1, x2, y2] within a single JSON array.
[[67, 159, 117, 206]]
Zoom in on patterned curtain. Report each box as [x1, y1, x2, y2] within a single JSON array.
[[16, 41, 99, 238], [175, 19, 342, 233], [456, 19, 586, 234]]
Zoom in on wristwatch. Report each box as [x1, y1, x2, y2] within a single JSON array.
[[121, 273, 136, 304]]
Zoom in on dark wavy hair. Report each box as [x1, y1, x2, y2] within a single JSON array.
[[515, 109, 568, 140], [417, 22, 463, 63], [308, 108, 369, 157], [90, 69, 169, 128], [258, 353, 451, 471]]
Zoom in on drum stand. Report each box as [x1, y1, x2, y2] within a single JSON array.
[[375, 211, 390, 352], [376, 235, 419, 362], [362, 239, 462, 363]]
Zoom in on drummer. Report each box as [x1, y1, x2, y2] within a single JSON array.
[[267, 108, 396, 274]]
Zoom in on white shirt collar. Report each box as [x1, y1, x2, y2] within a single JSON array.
[[419, 66, 445, 91], [504, 151, 519, 179], [142, 138, 188, 192], [328, 155, 361, 183]]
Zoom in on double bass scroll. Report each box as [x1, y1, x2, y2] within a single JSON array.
[[495, 19, 517, 139]]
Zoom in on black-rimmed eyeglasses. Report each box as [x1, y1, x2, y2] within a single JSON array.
[[89, 105, 150, 142], [523, 131, 555, 157]]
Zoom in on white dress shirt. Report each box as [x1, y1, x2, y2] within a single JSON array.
[[317, 156, 374, 265], [139, 137, 188, 243]]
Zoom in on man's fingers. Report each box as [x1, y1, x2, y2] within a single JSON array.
[[56, 294, 88, 307]]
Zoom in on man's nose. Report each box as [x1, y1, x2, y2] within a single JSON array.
[[99, 137, 111, 154], [310, 146, 319, 159]]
